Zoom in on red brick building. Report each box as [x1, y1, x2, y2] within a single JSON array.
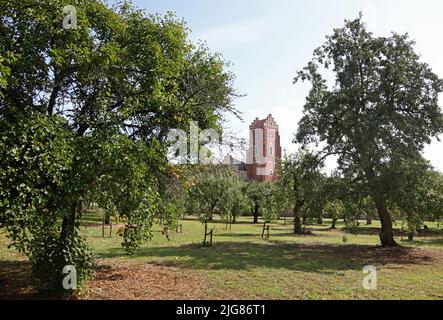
[[246, 114, 282, 182]]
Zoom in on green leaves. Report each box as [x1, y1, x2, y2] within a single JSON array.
[[0, 51, 17, 97], [0, 0, 239, 291], [187, 165, 236, 219], [0, 110, 73, 227], [294, 15, 443, 245], [86, 134, 160, 255], [296, 16, 443, 162]]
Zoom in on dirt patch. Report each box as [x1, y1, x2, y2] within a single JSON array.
[[0, 260, 39, 300], [85, 259, 210, 300]]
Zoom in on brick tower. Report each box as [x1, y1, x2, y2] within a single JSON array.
[[246, 114, 282, 182]]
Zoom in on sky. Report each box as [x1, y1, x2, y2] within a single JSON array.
[[131, 0, 442, 171]]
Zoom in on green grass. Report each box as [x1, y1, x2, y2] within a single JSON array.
[[1, 214, 443, 300]]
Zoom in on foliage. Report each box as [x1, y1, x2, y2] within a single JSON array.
[[294, 14, 443, 246], [260, 183, 281, 224], [278, 150, 324, 233], [155, 165, 190, 237], [186, 165, 239, 244], [324, 199, 345, 228], [0, 0, 238, 293], [245, 181, 275, 224], [0, 52, 16, 97], [218, 179, 249, 225], [392, 162, 443, 235], [0, 110, 94, 293]]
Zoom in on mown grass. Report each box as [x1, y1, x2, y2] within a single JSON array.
[[1, 213, 443, 300]]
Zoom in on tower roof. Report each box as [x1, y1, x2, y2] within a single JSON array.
[[250, 114, 278, 130]]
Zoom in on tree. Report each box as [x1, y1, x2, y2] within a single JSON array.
[[324, 200, 345, 230], [261, 183, 283, 222], [360, 196, 377, 225], [0, 111, 94, 292], [425, 170, 443, 228], [304, 173, 329, 225], [279, 150, 324, 234], [245, 182, 271, 224], [294, 15, 443, 246], [187, 166, 237, 245], [218, 179, 249, 226], [0, 0, 238, 294], [392, 161, 443, 239], [260, 183, 281, 238]]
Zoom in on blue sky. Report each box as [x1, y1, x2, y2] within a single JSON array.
[[131, 0, 442, 171]]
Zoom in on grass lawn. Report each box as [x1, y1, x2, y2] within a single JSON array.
[[1, 213, 442, 300]]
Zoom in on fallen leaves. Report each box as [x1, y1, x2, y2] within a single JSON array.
[[85, 259, 209, 300]]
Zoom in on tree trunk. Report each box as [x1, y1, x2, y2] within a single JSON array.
[[253, 203, 259, 224], [302, 216, 307, 225], [366, 215, 372, 225], [232, 213, 237, 224], [57, 201, 78, 293], [104, 213, 111, 225], [203, 220, 208, 246], [331, 218, 337, 229], [365, 167, 397, 247], [317, 216, 323, 225], [293, 203, 303, 234], [373, 194, 397, 247], [60, 202, 77, 242]]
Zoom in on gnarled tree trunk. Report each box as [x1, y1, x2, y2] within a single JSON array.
[[365, 167, 397, 247], [373, 194, 397, 246]]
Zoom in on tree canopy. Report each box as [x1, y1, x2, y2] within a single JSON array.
[[294, 14, 443, 246], [0, 0, 239, 293]]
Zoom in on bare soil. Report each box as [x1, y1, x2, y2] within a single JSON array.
[[84, 259, 211, 300]]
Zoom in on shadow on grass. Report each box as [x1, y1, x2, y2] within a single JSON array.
[[215, 233, 263, 238], [401, 237, 443, 247], [98, 241, 438, 274], [182, 218, 263, 226], [343, 227, 443, 238], [270, 232, 320, 238], [0, 260, 42, 300]]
